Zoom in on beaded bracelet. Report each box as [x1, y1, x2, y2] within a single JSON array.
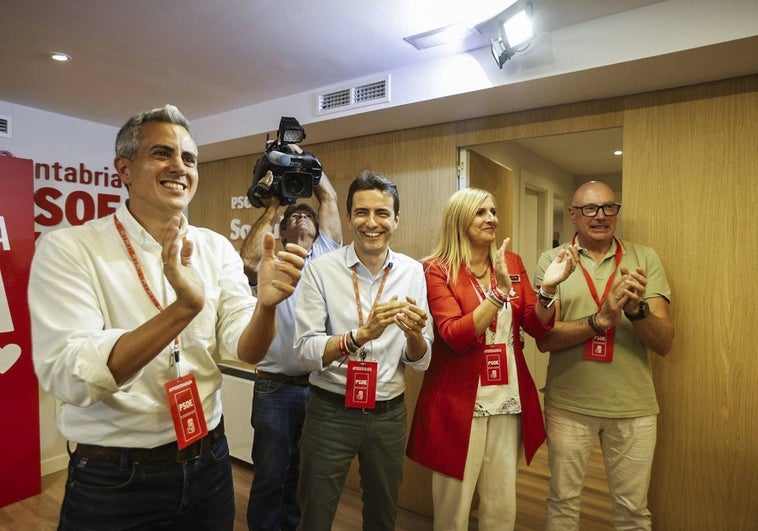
[[537, 287, 557, 309], [486, 287, 507, 308], [485, 292, 505, 308], [338, 332, 350, 358], [490, 286, 508, 302], [345, 329, 361, 353]]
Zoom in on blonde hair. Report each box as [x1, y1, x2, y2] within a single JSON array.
[[426, 188, 497, 285]]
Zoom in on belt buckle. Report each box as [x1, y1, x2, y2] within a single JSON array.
[[175, 441, 203, 462]]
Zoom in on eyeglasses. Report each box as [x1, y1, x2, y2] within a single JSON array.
[[571, 203, 621, 217]]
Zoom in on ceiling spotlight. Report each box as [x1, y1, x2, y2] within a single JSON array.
[[50, 52, 72, 62], [491, 2, 535, 69]]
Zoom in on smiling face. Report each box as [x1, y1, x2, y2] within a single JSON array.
[[114, 121, 198, 224], [570, 181, 618, 250], [466, 196, 498, 250], [347, 189, 398, 267]]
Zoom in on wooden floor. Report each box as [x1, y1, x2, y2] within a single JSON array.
[[0, 445, 613, 530]]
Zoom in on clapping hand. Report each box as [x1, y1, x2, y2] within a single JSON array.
[[256, 232, 307, 307], [542, 245, 579, 290], [161, 216, 205, 314], [493, 238, 514, 294]]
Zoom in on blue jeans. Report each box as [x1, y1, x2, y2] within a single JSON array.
[[297, 388, 407, 531], [247, 377, 310, 531], [58, 436, 235, 531]]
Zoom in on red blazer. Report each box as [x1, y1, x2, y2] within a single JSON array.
[[406, 253, 549, 480]]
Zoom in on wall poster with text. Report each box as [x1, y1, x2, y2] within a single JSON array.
[[0, 156, 41, 507]]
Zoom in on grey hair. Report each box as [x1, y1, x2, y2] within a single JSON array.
[[115, 104, 191, 160]]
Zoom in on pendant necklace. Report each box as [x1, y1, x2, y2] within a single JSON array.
[[471, 265, 489, 279]]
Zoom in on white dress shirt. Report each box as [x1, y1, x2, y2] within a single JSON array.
[[30, 202, 255, 447], [294, 244, 432, 400]]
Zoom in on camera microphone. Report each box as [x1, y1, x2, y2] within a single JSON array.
[[267, 150, 291, 166]]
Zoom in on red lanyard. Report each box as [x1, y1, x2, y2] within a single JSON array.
[[466, 264, 498, 334], [351, 264, 391, 327], [572, 233, 623, 310], [114, 215, 180, 362]]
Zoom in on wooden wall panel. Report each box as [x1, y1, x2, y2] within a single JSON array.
[[192, 74, 758, 527], [191, 153, 260, 250], [623, 76, 758, 530]]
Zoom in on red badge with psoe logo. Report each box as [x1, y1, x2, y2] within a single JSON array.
[[584, 327, 615, 363], [345, 361, 377, 409], [480, 343, 508, 385], [164, 373, 208, 449]]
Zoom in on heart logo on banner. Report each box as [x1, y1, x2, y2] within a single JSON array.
[[0, 343, 22, 374]]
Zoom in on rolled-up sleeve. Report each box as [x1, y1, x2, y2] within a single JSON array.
[[30, 231, 123, 406]]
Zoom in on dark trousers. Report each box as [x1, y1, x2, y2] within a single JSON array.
[[297, 388, 407, 531], [58, 435, 235, 531], [247, 377, 310, 531]]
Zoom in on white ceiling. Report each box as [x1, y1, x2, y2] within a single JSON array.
[[2, 0, 757, 174]]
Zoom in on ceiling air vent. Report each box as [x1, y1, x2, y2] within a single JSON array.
[[320, 89, 352, 112], [0, 115, 10, 138], [317, 76, 390, 115]]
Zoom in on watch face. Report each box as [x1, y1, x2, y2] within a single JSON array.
[[626, 300, 649, 321]]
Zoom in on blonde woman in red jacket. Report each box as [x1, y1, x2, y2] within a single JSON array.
[[407, 188, 577, 530]]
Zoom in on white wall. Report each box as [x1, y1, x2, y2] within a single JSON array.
[[1, 99, 121, 474]]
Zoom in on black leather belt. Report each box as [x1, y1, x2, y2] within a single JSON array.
[[256, 369, 311, 386], [311, 385, 404, 414], [75, 417, 225, 463]]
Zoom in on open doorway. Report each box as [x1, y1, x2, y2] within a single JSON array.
[[462, 127, 623, 388], [459, 127, 623, 522]]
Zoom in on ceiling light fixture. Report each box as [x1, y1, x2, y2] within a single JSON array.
[[491, 2, 535, 69], [50, 52, 71, 62], [404, 22, 478, 50]]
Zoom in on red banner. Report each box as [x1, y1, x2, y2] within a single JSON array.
[[0, 157, 41, 507]]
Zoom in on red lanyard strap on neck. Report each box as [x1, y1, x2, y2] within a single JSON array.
[[573, 234, 623, 309], [114, 215, 165, 312], [114, 215, 181, 357], [351, 263, 391, 327]]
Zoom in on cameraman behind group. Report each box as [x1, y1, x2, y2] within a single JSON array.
[[240, 151, 342, 531]]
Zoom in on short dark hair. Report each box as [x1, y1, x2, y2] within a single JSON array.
[[346, 170, 399, 215], [115, 104, 191, 160], [279, 203, 319, 245]]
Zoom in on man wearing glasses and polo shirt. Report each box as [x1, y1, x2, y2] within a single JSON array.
[[534, 180, 674, 531]]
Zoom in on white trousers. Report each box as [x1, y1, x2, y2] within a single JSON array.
[[432, 414, 521, 531], [544, 405, 657, 531]]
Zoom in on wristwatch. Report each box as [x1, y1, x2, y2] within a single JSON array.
[[624, 300, 650, 321]]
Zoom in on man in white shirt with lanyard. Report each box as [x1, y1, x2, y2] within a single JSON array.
[[534, 180, 674, 530], [30, 104, 306, 530], [293, 170, 433, 531]]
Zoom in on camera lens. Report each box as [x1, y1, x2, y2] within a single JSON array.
[[283, 173, 308, 196]]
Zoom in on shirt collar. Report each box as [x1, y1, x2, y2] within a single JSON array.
[[574, 235, 625, 262], [117, 201, 189, 248], [345, 243, 395, 276]]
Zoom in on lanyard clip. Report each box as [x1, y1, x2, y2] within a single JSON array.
[[169, 343, 180, 366]]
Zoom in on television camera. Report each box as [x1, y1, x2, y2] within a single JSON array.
[[247, 116, 322, 207]]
